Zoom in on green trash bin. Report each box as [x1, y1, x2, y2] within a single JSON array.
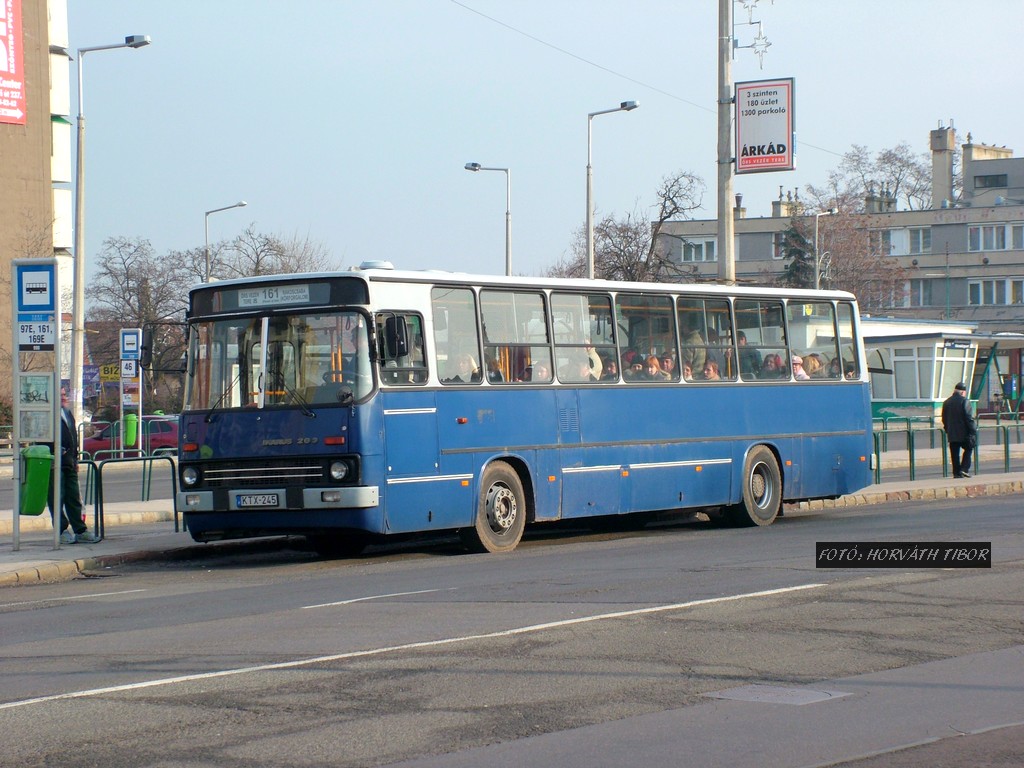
[[20, 445, 53, 516], [125, 412, 138, 448]]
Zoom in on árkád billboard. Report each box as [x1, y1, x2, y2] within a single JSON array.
[[735, 78, 794, 174]]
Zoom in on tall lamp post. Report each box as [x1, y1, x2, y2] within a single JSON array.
[[464, 163, 512, 276], [204, 202, 248, 282], [813, 207, 838, 290], [71, 34, 151, 423], [586, 100, 638, 279]]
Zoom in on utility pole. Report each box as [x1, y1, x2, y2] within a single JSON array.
[[716, 0, 735, 284]]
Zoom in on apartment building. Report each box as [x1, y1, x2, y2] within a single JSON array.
[[659, 127, 1024, 335]]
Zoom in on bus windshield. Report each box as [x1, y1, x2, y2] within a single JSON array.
[[184, 310, 373, 410]]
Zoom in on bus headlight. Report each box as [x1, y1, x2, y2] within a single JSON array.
[[329, 461, 349, 481], [182, 467, 199, 486]]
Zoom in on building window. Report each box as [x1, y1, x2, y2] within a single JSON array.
[[680, 239, 716, 262], [868, 229, 892, 255], [968, 224, 1017, 251], [909, 227, 931, 254], [974, 174, 1008, 189], [908, 279, 933, 307], [968, 278, 1021, 305]]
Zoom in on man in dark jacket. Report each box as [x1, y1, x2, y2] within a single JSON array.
[[941, 382, 977, 478], [47, 389, 99, 544]]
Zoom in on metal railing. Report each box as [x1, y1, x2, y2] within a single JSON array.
[[86, 454, 180, 539], [872, 420, 1020, 483]]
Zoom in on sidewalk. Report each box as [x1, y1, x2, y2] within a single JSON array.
[[2, 447, 1023, 587]]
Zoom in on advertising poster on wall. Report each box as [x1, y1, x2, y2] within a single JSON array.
[[735, 78, 794, 174], [0, 0, 27, 125]]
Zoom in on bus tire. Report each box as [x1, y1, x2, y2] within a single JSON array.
[[728, 446, 781, 527], [461, 462, 526, 553]]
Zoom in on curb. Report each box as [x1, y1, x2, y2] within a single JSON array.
[[789, 479, 1024, 511], [4, 479, 1023, 588], [0, 537, 301, 588]]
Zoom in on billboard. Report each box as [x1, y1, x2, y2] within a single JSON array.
[[0, 0, 26, 125], [735, 78, 794, 174]]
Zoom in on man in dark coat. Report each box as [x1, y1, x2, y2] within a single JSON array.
[[941, 382, 977, 478], [46, 389, 99, 544]]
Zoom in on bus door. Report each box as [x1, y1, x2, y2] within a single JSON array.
[[381, 389, 453, 533], [557, 388, 621, 519]]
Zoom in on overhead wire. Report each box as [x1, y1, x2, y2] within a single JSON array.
[[449, 0, 844, 159]]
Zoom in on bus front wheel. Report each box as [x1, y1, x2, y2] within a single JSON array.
[[461, 462, 526, 553], [728, 446, 781, 527]]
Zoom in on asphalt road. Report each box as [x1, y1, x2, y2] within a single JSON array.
[[1, 495, 1021, 768]]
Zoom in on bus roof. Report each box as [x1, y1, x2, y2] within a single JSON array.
[[192, 265, 858, 303]]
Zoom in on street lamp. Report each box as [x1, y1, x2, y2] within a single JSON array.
[[586, 100, 638, 279], [464, 162, 512, 276], [204, 201, 248, 282], [813, 207, 838, 290], [71, 34, 152, 424]]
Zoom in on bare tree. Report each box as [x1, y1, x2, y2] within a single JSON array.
[[805, 142, 935, 212], [817, 214, 907, 309], [87, 237, 193, 415], [548, 170, 707, 282], [213, 225, 336, 279]]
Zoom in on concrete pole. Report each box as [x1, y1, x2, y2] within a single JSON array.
[[716, 0, 736, 284]]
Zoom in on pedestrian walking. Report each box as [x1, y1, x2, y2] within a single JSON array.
[[46, 389, 100, 543], [941, 382, 977, 478]]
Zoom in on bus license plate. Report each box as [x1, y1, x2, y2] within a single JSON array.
[[236, 493, 279, 508]]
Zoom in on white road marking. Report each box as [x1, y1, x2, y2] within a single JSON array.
[[3, 589, 148, 608], [0, 583, 823, 711], [302, 588, 445, 609]]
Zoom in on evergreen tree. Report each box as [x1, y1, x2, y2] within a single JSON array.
[[778, 218, 815, 289]]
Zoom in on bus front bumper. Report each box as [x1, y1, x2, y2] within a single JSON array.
[[177, 485, 380, 512]]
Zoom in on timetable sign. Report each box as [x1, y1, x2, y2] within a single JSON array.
[[18, 317, 56, 351]]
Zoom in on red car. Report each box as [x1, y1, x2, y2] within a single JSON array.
[[82, 416, 179, 458]]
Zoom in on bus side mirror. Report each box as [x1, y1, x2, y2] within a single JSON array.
[[384, 315, 409, 359]]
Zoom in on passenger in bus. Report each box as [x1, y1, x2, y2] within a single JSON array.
[[845, 362, 858, 379], [622, 351, 642, 380], [601, 357, 620, 382], [560, 346, 603, 382], [701, 360, 721, 381], [791, 355, 810, 380], [760, 354, 784, 378], [444, 353, 481, 383], [803, 353, 825, 378], [642, 356, 666, 381], [681, 361, 693, 381], [828, 356, 843, 379], [660, 354, 677, 380], [680, 318, 706, 372], [485, 356, 504, 383], [737, 331, 762, 378], [522, 361, 552, 382]]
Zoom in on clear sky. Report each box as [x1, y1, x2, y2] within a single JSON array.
[[67, 0, 1023, 280]]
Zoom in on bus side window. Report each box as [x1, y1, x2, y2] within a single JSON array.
[[433, 287, 482, 386]]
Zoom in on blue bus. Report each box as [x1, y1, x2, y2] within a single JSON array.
[[176, 263, 873, 555]]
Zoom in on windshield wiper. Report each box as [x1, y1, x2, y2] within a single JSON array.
[[267, 370, 316, 418], [204, 371, 242, 423]]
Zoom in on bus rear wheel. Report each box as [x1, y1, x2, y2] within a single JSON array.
[[461, 462, 526, 553], [728, 446, 781, 527]]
